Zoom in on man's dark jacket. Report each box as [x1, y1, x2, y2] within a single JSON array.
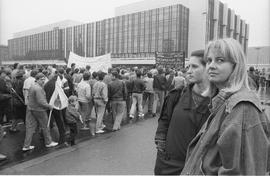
[[154, 84, 211, 175]]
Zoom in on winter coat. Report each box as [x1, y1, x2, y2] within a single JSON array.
[[65, 104, 81, 124], [181, 88, 270, 175], [154, 84, 210, 173]]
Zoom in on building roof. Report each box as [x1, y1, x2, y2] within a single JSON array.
[[13, 20, 83, 38]]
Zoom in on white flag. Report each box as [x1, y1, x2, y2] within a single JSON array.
[[49, 76, 68, 110]]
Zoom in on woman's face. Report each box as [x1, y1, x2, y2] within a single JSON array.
[[206, 48, 234, 89]]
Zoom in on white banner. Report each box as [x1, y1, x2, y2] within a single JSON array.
[[49, 76, 68, 110], [67, 52, 112, 72]]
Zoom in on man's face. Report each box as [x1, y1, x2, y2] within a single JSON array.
[[186, 56, 207, 84], [37, 77, 46, 86]]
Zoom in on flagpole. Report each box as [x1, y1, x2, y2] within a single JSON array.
[[47, 110, 53, 128]]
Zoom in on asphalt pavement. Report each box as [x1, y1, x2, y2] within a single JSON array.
[[0, 114, 158, 174], [0, 108, 134, 170]]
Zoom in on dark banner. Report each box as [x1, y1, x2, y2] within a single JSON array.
[[155, 52, 185, 69]]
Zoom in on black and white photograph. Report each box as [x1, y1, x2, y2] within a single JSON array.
[[0, 0, 269, 174]]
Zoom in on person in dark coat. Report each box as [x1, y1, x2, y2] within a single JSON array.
[[65, 68, 74, 97], [0, 68, 11, 161], [153, 66, 167, 114], [154, 50, 213, 175], [44, 75, 67, 145], [9, 70, 26, 132], [0, 69, 10, 121]]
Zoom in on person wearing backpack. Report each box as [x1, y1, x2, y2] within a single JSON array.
[[154, 50, 213, 175]]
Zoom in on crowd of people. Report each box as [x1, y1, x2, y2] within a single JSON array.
[[0, 38, 269, 175], [0, 59, 186, 161]]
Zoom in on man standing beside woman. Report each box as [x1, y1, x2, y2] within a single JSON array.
[[154, 50, 212, 175]]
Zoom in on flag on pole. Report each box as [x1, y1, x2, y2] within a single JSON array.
[[49, 76, 68, 110]]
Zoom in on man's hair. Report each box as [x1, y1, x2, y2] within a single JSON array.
[[157, 66, 163, 74], [136, 70, 142, 77], [30, 69, 39, 77], [249, 66, 255, 72], [74, 68, 79, 73], [35, 73, 45, 80], [107, 67, 112, 74], [112, 71, 119, 78], [190, 49, 206, 66], [58, 68, 65, 74], [92, 71, 97, 79], [83, 72, 91, 81], [66, 68, 71, 74], [147, 72, 152, 78], [97, 71, 105, 80], [13, 63, 19, 69], [79, 68, 85, 74], [68, 95, 77, 104], [86, 65, 91, 70], [71, 63, 75, 67]]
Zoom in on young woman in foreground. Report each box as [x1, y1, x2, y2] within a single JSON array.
[[181, 38, 270, 175]]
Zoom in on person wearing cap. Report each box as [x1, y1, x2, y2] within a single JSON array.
[[22, 73, 58, 151]]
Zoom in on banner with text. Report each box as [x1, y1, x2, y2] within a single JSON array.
[[67, 52, 112, 72], [155, 52, 185, 69]]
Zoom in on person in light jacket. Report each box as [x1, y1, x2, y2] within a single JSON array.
[[22, 73, 58, 151], [181, 38, 270, 175], [93, 71, 108, 134]]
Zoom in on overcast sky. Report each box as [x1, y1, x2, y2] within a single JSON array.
[[0, 0, 269, 47]]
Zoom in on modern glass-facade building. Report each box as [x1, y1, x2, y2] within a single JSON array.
[[116, 0, 249, 56], [7, 0, 249, 66], [0, 45, 9, 65], [8, 4, 189, 65], [8, 29, 63, 60], [62, 4, 189, 60]]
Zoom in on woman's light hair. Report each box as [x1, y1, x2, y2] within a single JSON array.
[[204, 38, 250, 93]]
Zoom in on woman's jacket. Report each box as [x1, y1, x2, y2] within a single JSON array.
[[181, 88, 270, 175]]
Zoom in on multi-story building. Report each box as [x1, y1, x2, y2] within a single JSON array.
[[116, 0, 249, 56], [0, 45, 9, 65], [7, 0, 249, 68], [8, 20, 82, 63], [247, 46, 270, 70]]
